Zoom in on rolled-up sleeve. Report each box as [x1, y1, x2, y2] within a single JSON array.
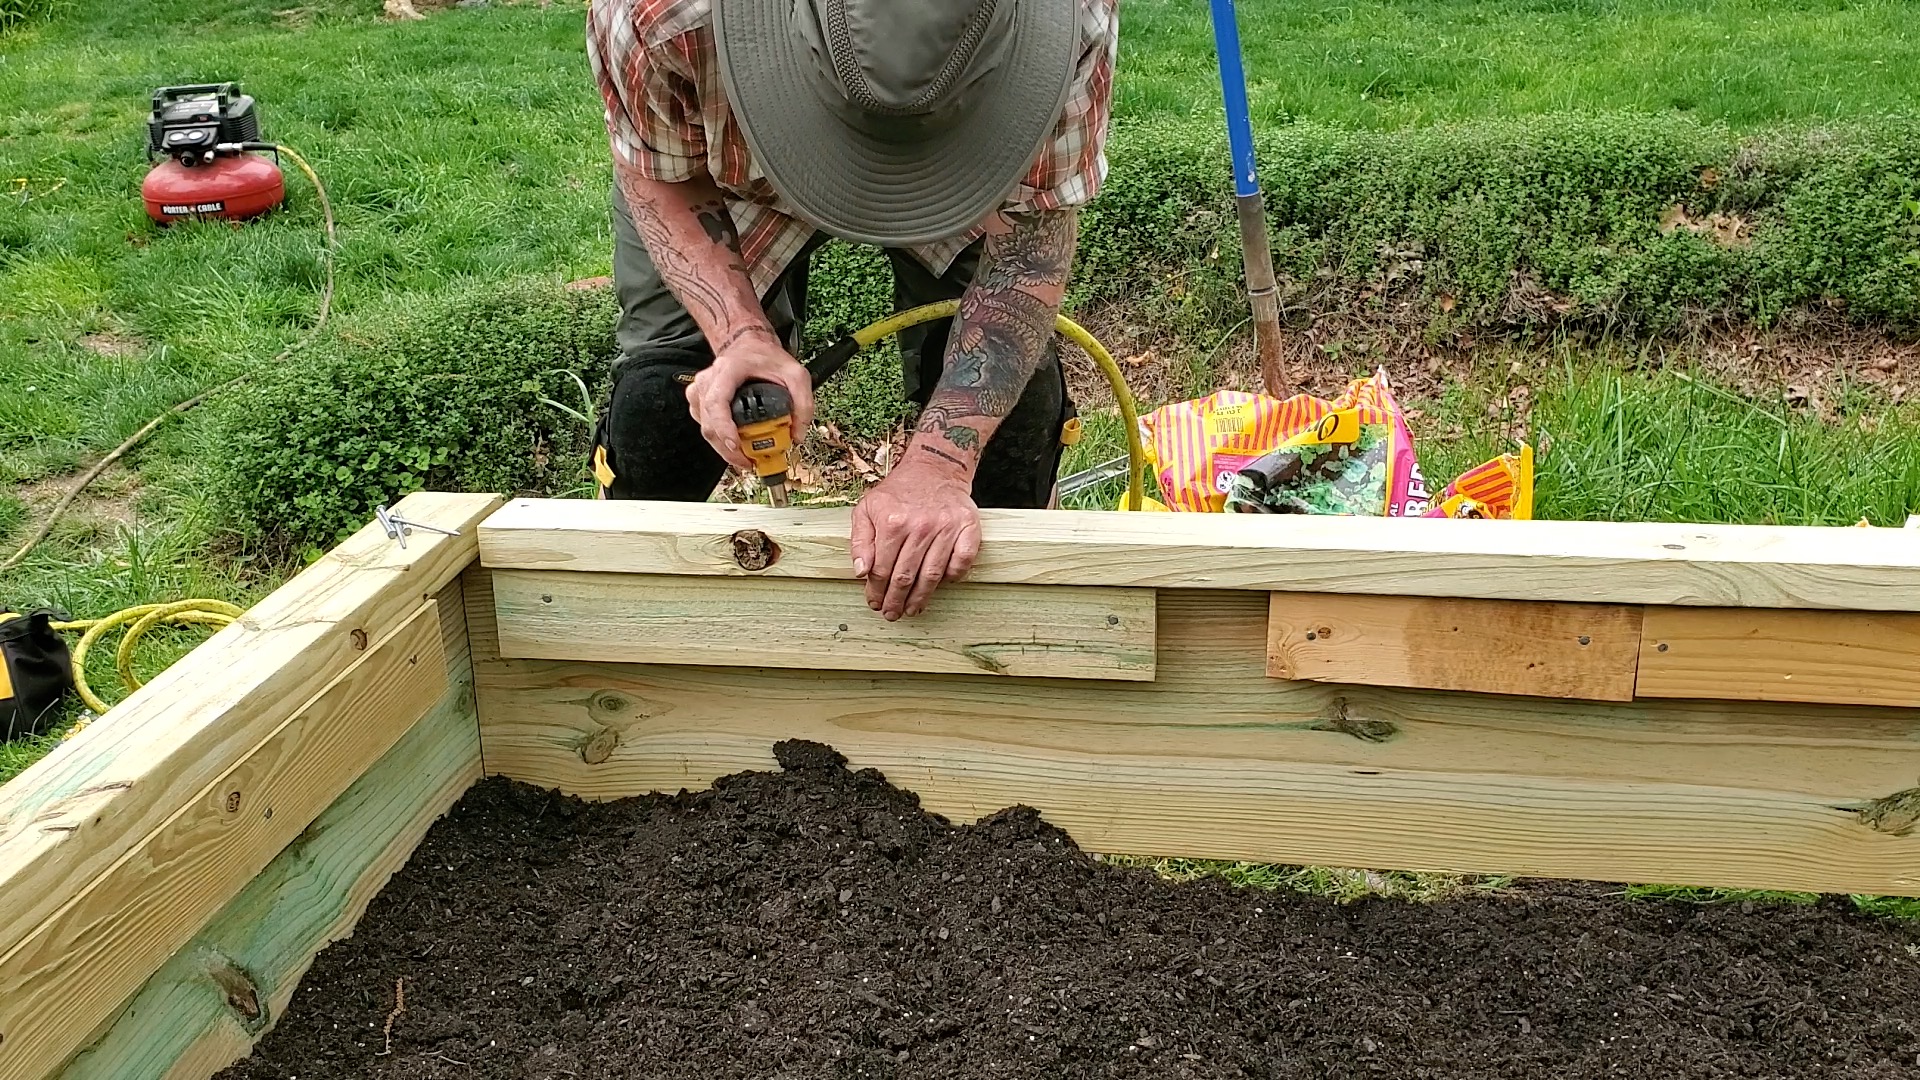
[[1003, 0, 1118, 213], [587, 0, 705, 181]]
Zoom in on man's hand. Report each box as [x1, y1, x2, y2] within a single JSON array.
[[847, 206, 1077, 619], [616, 162, 815, 469], [685, 330, 815, 470], [851, 461, 982, 621]]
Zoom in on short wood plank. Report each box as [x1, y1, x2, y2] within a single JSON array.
[[476, 590, 1920, 896], [0, 492, 498, 976], [1268, 593, 1642, 701], [60, 589, 482, 1080], [476, 498, 1920, 611], [0, 603, 450, 1080], [492, 569, 1156, 681], [1638, 607, 1920, 707]]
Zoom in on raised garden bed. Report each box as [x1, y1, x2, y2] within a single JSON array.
[[3, 492, 1919, 1079]]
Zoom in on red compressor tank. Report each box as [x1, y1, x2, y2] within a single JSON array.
[[142, 153, 285, 224]]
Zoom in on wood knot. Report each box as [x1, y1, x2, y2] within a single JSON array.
[[1308, 698, 1399, 743], [224, 790, 242, 814], [730, 529, 779, 571], [588, 691, 630, 719], [1838, 784, 1920, 836], [350, 628, 369, 651], [580, 727, 620, 765], [204, 952, 268, 1032]]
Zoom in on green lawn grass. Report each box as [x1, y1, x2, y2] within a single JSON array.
[[1122, 0, 1920, 129], [4, 0, 1919, 920]]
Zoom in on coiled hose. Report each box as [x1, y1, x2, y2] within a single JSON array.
[[835, 301, 1147, 511], [50, 600, 244, 717]]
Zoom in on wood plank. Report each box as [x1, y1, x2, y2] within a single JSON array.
[[61, 588, 480, 1080], [477, 498, 1920, 611], [476, 590, 1920, 896], [1638, 607, 1920, 707], [0, 492, 497, 977], [1268, 593, 1642, 701], [492, 570, 1156, 681], [0, 603, 450, 1080]]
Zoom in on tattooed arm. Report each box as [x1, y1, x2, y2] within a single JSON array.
[[615, 159, 812, 469], [851, 207, 1078, 620]]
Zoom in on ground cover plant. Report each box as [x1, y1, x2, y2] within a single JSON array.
[[216, 742, 1920, 1079]]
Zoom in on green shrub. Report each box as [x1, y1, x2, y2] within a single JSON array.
[[802, 241, 912, 439], [201, 278, 616, 550], [1065, 114, 1920, 336]]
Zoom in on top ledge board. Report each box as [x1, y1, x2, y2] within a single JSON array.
[[477, 499, 1920, 612]]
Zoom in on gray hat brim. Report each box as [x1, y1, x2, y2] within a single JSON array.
[[713, 0, 1079, 248]]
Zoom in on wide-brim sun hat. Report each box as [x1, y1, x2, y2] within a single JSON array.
[[713, 0, 1079, 248]]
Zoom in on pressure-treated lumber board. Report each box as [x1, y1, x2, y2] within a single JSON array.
[[475, 590, 1920, 896], [0, 492, 497, 974], [60, 587, 481, 1080], [1638, 607, 1920, 708], [477, 498, 1920, 610], [492, 569, 1156, 681], [0, 602, 450, 1080], [1267, 593, 1642, 701]]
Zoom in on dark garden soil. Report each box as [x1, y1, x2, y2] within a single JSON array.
[[219, 742, 1920, 1080]]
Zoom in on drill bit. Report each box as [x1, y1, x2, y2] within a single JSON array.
[[767, 480, 789, 507]]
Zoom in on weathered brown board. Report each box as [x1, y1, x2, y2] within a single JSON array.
[[473, 588, 1920, 897], [1638, 607, 1920, 707], [492, 569, 1156, 681], [1267, 593, 1643, 701]]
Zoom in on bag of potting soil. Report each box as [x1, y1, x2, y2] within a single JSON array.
[[1139, 369, 1427, 516], [1421, 444, 1535, 520]]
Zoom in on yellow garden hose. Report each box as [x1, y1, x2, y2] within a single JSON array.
[[49, 600, 244, 716], [848, 302, 1148, 511]]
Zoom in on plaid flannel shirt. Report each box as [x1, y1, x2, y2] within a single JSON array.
[[587, 0, 1118, 296]]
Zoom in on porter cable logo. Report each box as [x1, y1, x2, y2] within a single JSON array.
[[162, 201, 227, 215]]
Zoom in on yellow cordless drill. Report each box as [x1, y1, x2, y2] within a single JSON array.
[[731, 380, 795, 507]]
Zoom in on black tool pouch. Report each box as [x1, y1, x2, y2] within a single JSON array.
[[1, 611, 75, 740]]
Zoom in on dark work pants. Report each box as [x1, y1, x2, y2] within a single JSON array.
[[593, 185, 1071, 507]]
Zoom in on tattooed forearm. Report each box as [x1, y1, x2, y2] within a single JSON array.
[[910, 208, 1078, 471], [916, 443, 972, 469], [616, 163, 768, 348]]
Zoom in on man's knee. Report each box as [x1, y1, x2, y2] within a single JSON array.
[[972, 349, 1072, 509], [593, 353, 727, 501]]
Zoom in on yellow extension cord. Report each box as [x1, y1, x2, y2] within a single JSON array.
[[850, 301, 1148, 511], [48, 601, 244, 718]]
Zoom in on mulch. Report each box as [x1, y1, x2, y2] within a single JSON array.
[[218, 741, 1920, 1079]]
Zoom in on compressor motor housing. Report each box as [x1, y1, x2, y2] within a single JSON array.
[[141, 82, 286, 224]]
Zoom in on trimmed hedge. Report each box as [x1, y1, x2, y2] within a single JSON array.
[[204, 113, 1920, 548], [201, 279, 616, 550], [1077, 114, 1920, 337]]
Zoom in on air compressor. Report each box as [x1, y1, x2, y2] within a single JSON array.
[[141, 83, 287, 224]]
